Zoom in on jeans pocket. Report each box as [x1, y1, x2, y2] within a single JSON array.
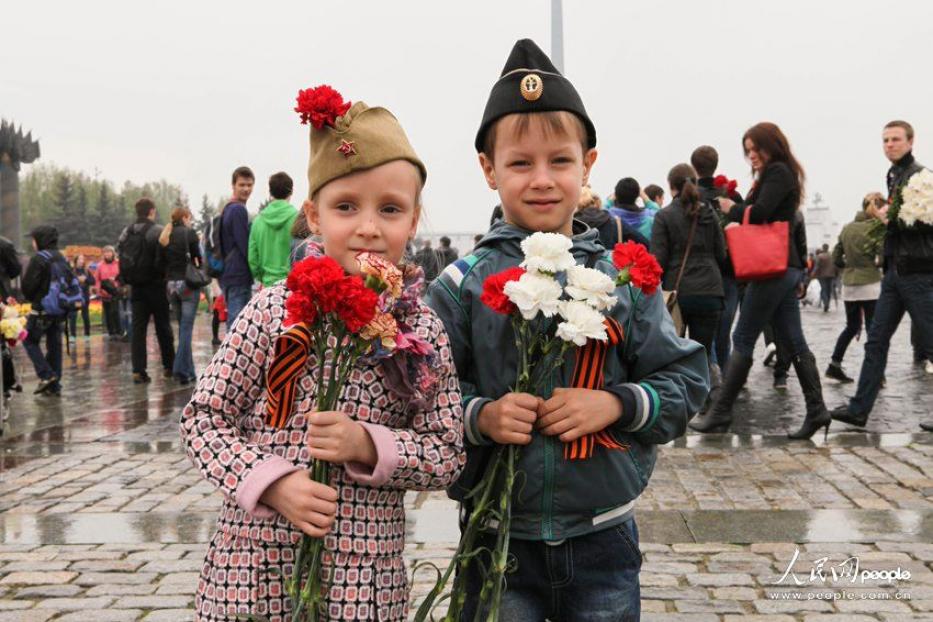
[[613, 519, 643, 568]]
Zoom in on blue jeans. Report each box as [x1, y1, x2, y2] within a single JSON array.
[[713, 274, 739, 368], [849, 270, 933, 416], [819, 277, 834, 311], [222, 284, 252, 329], [732, 268, 810, 360], [23, 315, 63, 389], [168, 281, 199, 381], [118, 298, 132, 336], [462, 518, 642, 621]]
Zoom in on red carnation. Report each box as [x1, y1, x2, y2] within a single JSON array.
[[713, 175, 728, 188], [612, 241, 663, 296], [284, 290, 318, 327], [294, 84, 352, 129], [287, 256, 347, 314], [333, 276, 378, 333], [480, 267, 525, 315]]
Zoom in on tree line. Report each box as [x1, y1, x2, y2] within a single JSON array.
[[18, 164, 225, 248]]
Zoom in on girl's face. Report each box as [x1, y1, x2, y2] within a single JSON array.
[[76, 255, 85, 268], [744, 138, 768, 172], [304, 160, 421, 275], [103, 250, 114, 261]]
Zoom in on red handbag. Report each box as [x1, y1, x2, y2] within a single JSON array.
[[725, 208, 789, 281]]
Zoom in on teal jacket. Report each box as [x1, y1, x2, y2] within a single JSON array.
[[425, 221, 708, 541], [248, 200, 299, 286]]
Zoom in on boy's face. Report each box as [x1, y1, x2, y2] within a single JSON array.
[[232, 176, 254, 203], [304, 160, 421, 275], [480, 115, 597, 236]]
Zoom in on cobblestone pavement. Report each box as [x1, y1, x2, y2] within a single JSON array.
[[0, 306, 931, 620]]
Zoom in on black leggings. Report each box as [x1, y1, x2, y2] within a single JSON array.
[[830, 299, 876, 363]]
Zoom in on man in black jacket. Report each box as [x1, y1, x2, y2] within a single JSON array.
[[21, 226, 66, 396], [832, 120, 933, 430], [117, 198, 175, 384]]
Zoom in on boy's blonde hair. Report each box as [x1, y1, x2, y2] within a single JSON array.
[[481, 111, 588, 163]]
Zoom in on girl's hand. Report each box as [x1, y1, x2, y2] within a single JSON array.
[[307, 411, 377, 466], [259, 471, 338, 538], [718, 197, 735, 212]]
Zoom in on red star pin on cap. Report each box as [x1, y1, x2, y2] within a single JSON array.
[[337, 139, 357, 158]]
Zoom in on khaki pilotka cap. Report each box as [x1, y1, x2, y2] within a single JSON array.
[[298, 86, 427, 197]]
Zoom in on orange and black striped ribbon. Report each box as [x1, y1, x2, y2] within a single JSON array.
[[265, 323, 314, 429], [563, 317, 627, 460]]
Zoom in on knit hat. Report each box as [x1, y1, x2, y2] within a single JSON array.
[[295, 85, 426, 198], [475, 38, 596, 153]]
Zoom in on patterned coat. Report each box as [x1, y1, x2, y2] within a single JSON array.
[[181, 284, 465, 621]]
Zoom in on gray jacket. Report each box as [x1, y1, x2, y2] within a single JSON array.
[[425, 220, 708, 541]]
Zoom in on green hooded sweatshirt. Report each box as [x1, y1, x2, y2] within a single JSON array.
[[247, 199, 299, 286]]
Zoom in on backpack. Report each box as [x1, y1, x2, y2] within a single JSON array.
[[204, 212, 225, 278], [37, 251, 84, 316], [118, 222, 156, 285]]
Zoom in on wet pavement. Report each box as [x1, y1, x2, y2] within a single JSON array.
[[0, 305, 931, 620]]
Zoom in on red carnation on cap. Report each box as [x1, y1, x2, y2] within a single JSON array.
[[295, 84, 352, 129]]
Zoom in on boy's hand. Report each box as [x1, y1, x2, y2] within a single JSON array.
[[478, 393, 540, 445], [536, 388, 623, 442], [307, 411, 377, 466], [259, 471, 338, 538]]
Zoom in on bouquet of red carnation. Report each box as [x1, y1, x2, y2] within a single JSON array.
[[264, 250, 426, 622], [713, 174, 739, 199]]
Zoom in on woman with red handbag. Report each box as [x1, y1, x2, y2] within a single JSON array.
[[690, 122, 831, 440]]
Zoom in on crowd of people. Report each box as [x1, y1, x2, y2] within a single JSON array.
[[1, 36, 930, 620]]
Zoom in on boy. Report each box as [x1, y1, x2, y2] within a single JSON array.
[[426, 39, 708, 620], [248, 171, 298, 287]]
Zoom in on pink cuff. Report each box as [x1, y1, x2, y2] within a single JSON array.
[[344, 422, 399, 487], [236, 455, 301, 519]]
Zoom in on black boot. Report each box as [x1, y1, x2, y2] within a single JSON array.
[[825, 361, 853, 383], [788, 352, 831, 440], [690, 353, 753, 433], [830, 404, 868, 427]]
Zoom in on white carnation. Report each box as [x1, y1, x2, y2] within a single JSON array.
[[520, 232, 576, 274], [899, 169, 933, 227], [564, 265, 618, 311], [503, 272, 563, 320], [555, 300, 608, 346]]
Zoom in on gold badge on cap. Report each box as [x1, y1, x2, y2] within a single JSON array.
[[520, 73, 543, 101]]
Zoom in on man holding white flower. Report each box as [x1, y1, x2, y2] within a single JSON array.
[[832, 120, 933, 430]]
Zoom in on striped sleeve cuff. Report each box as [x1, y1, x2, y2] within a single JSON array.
[[463, 396, 494, 446], [615, 383, 661, 433]]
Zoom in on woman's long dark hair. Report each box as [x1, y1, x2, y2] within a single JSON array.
[[743, 122, 806, 203], [668, 163, 701, 216]]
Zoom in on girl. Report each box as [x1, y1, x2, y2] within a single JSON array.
[[825, 192, 887, 382], [691, 122, 830, 440], [651, 163, 727, 405], [159, 205, 202, 384], [68, 254, 95, 342], [95, 245, 122, 337], [181, 87, 465, 621]]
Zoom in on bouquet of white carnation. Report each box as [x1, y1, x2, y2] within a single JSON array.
[[893, 168, 933, 227]]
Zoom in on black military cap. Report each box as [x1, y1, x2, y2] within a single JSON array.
[[475, 38, 596, 153]]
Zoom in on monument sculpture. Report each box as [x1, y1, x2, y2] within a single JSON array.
[[0, 121, 41, 248]]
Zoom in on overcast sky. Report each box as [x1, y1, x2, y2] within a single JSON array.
[[4, 1, 932, 237]]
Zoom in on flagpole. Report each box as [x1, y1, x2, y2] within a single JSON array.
[[551, 0, 564, 73]]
